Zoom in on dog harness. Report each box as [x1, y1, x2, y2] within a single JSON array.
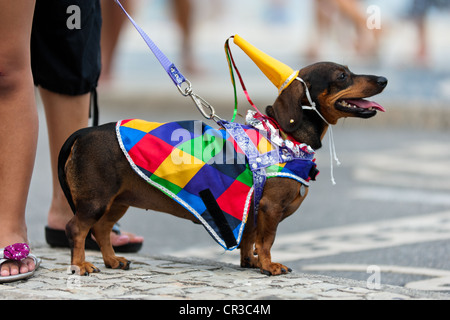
[[116, 112, 318, 250]]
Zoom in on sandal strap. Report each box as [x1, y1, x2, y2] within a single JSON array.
[[112, 223, 121, 235], [2, 243, 30, 260]]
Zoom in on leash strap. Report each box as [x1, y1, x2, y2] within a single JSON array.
[[114, 0, 186, 86], [115, 0, 220, 122]]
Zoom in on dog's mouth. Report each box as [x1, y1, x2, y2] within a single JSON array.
[[335, 99, 386, 118]]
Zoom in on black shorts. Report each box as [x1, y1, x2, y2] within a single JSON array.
[[31, 0, 102, 96]]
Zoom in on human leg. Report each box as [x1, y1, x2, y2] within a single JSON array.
[[41, 88, 144, 248], [30, 0, 142, 250], [0, 0, 38, 278], [40, 88, 90, 230]]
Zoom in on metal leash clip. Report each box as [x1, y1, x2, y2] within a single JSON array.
[[177, 80, 222, 122]]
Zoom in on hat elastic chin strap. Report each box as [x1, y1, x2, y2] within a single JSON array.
[[295, 77, 341, 185]]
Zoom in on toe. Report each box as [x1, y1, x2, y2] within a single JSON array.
[[117, 231, 144, 244], [1, 261, 19, 277], [20, 257, 35, 274]]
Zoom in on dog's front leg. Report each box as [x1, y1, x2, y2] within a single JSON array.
[[254, 179, 308, 275], [255, 189, 291, 275], [254, 199, 291, 276]]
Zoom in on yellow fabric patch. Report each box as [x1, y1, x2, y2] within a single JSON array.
[[153, 149, 205, 188], [122, 119, 164, 133]]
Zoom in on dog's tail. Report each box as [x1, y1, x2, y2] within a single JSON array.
[[58, 129, 83, 214]]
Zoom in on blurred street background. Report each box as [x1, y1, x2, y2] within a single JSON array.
[[28, 0, 450, 293], [99, 0, 450, 110]]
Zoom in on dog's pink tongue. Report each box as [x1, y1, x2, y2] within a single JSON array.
[[346, 99, 386, 112]]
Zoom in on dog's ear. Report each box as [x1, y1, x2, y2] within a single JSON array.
[[268, 80, 304, 133]]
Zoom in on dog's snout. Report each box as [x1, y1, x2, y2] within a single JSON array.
[[377, 77, 388, 88]]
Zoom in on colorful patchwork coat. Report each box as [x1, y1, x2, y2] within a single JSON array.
[[116, 117, 318, 250]]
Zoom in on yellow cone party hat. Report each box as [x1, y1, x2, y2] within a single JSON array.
[[233, 34, 299, 94]]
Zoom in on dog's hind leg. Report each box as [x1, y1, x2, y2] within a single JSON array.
[[66, 212, 102, 275], [91, 203, 131, 270], [65, 188, 121, 275]]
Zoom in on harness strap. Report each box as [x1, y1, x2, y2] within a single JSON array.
[[90, 88, 99, 126], [219, 120, 281, 222], [199, 189, 237, 249]]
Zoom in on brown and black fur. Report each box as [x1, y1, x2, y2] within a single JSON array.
[[60, 62, 387, 276]]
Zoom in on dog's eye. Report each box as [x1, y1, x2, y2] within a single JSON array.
[[337, 73, 347, 81]]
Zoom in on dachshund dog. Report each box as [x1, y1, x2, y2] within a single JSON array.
[[60, 62, 387, 276]]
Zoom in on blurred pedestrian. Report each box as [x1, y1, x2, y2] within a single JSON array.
[[406, 0, 450, 66], [100, 0, 137, 83], [100, 0, 199, 85], [306, 0, 380, 61]]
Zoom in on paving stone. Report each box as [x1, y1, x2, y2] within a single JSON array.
[[0, 246, 448, 300]]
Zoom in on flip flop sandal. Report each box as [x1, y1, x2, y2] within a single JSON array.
[[0, 243, 42, 283], [45, 224, 143, 253]]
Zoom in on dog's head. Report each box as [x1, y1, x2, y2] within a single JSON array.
[[267, 62, 387, 132]]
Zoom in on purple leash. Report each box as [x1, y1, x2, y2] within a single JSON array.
[[114, 0, 186, 87], [115, 0, 220, 122]]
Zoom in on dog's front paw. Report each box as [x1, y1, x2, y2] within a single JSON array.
[[71, 262, 101, 276], [104, 256, 131, 270], [260, 263, 292, 276]]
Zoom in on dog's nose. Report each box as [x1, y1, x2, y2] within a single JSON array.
[[377, 77, 388, 88]]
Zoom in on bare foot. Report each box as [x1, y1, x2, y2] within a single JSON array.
[[1, 257, 36, 277], [1, 235, 37, 278]]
